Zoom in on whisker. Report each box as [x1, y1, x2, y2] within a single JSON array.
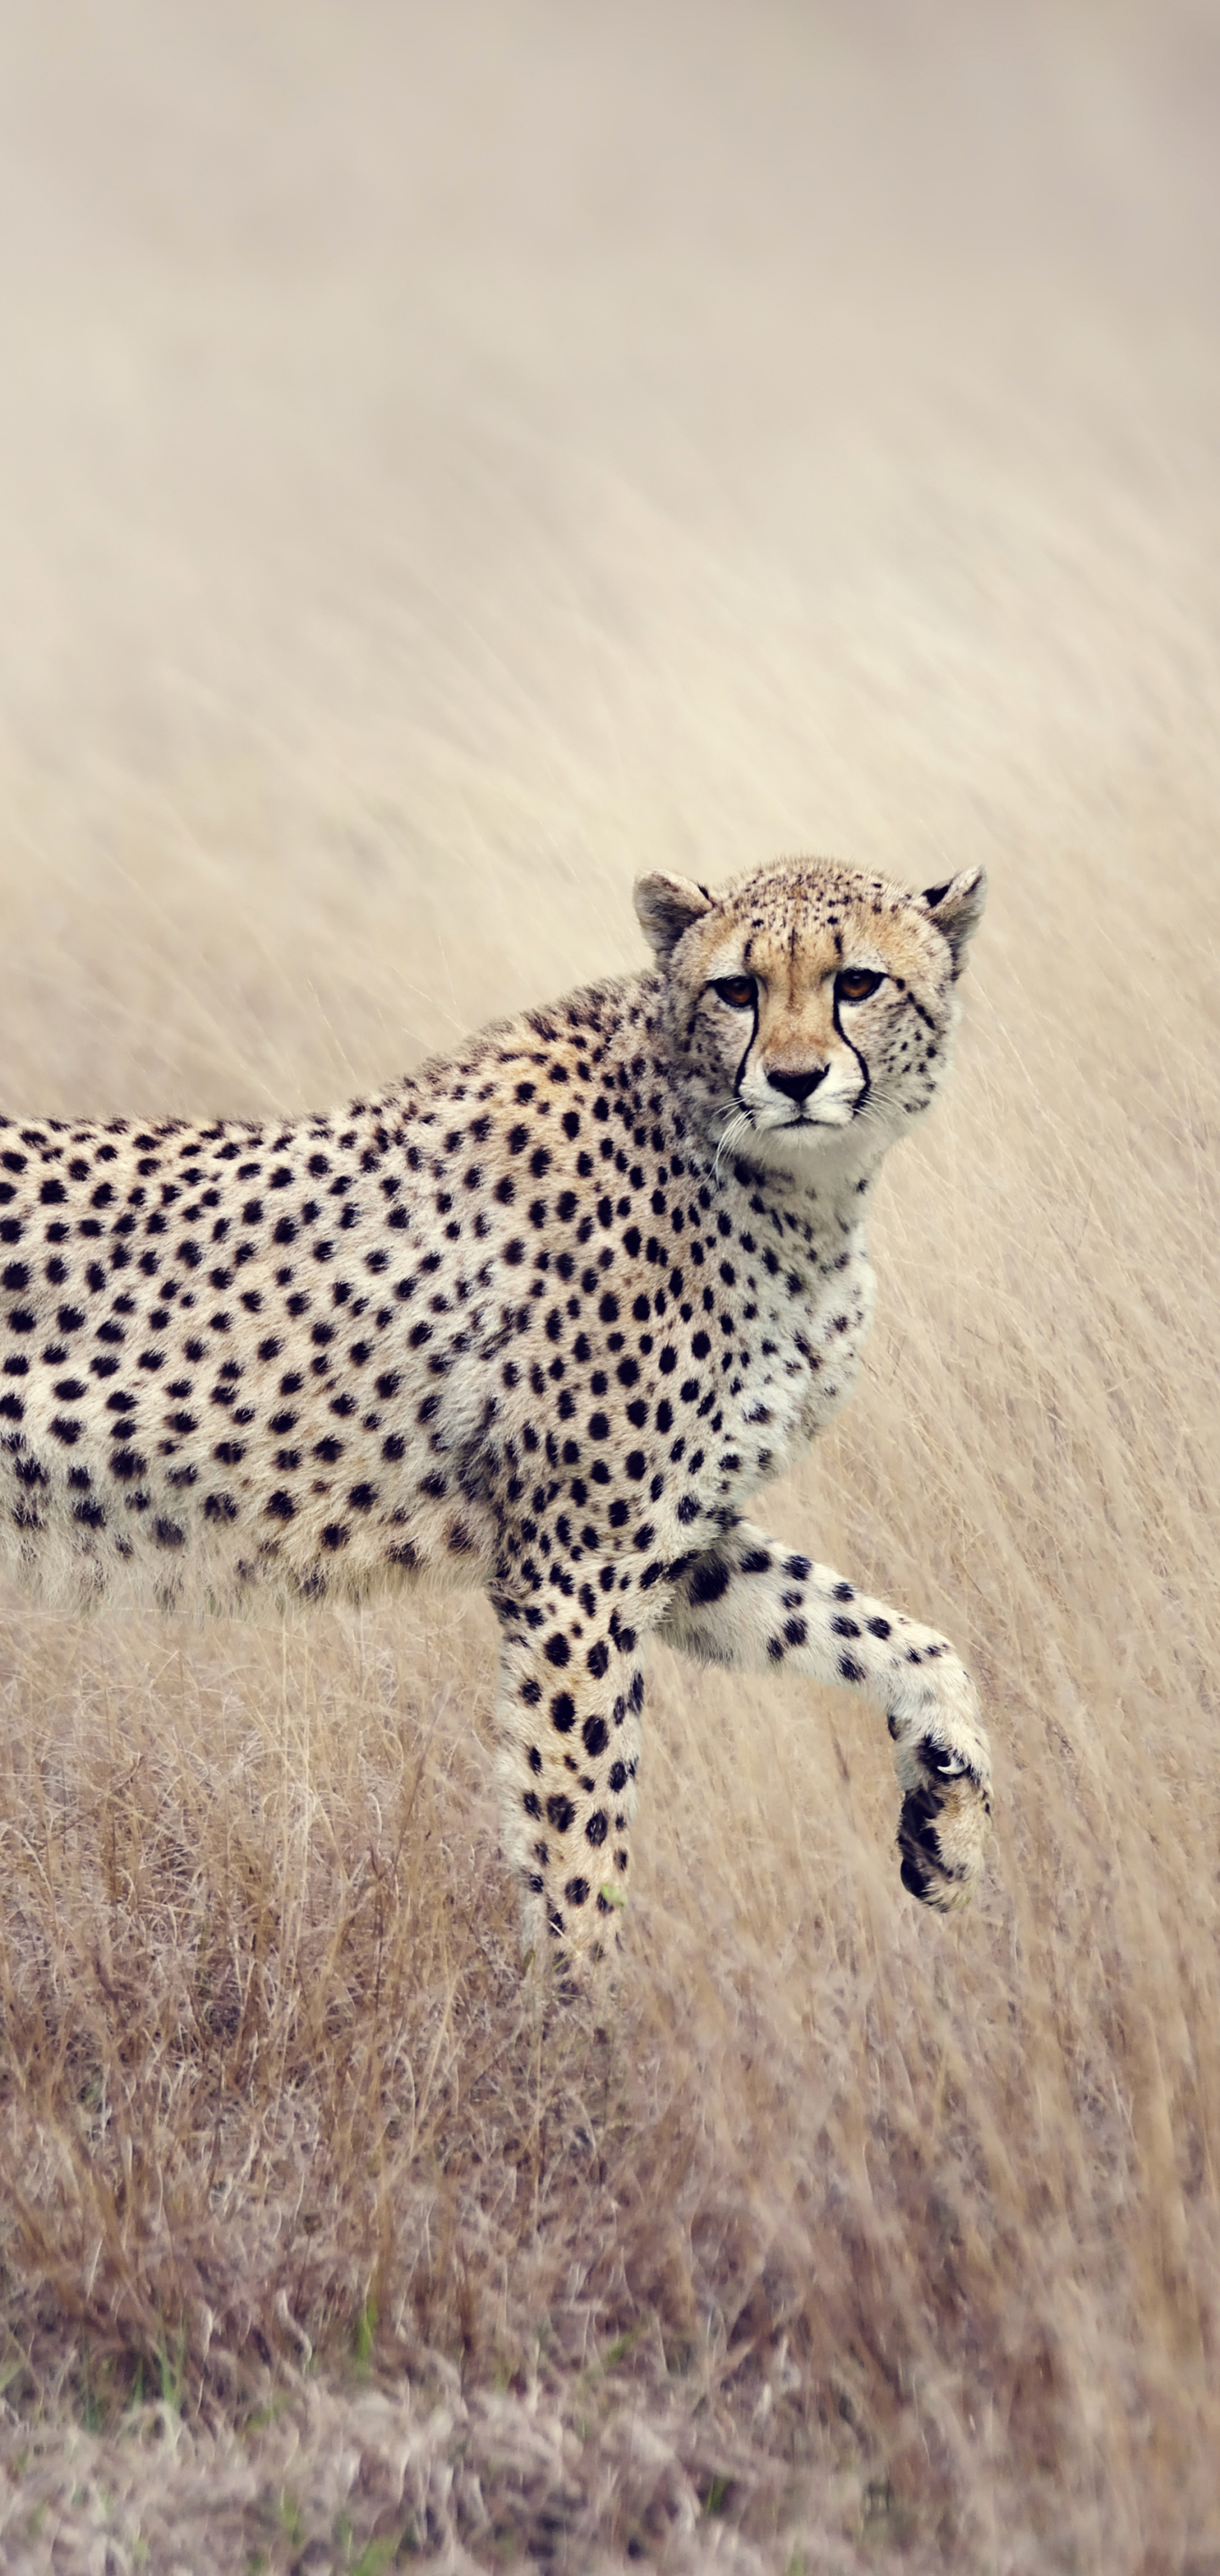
[[713, 1106, 753, 1181]]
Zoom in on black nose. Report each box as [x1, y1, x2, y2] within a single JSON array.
[[765, 1065, 829, 1102]]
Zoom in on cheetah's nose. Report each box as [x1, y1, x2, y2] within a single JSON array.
[[765, 1065, 829, 1102]]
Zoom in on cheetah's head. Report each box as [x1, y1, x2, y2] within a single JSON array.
[[634, 855, 985, 1173]]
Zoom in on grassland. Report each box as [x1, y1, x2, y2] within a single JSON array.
[[1, 3, 1217, 2567]]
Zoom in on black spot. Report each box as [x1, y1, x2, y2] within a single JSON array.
[[545, 1632, 571, 1668], [110, 1449, 148, 1483], [546, 1794, 574, 1832], [153, 1517, 185, 1549], [586, 1638, 610, 1679], [690, 1557, 730, 1607], [551, 1692, 576, 1732], [348, 1483, 378, 1510], [321, 1522, 350, 1549], [563, 1876, 589, 1907], [585, 1810, 608, 1846], [265, 1491, 296, 1520], [582, 1715, 608, 1758], [839, 1655, 867, 1685], [204, 1493, 238, 1522], [1, 1263, 30, 1292]]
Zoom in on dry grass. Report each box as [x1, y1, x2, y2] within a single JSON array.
[[2, 2, 1219, 2567]]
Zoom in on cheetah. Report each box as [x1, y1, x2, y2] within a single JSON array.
[[0, 855, 992, 1981]]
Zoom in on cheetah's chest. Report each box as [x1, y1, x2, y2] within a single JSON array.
[[690, 1233, 876, 1518]]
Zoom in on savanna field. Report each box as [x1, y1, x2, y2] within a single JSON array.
[[0, 4, 1217, 2568]]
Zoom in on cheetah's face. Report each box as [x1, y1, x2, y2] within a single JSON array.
[[635, 857, 986, 1169]]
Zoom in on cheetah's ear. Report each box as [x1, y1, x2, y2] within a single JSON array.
[[633, 871, 715, 963], [919, 867, 987, 975]]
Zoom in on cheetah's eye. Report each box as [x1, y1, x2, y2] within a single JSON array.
[[711, 975, 757, 1011], [835, 969, 884, 1006]]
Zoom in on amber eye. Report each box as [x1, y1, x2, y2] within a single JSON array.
[[835, 969, 884, 1005], [712, 975, 757, 1011]]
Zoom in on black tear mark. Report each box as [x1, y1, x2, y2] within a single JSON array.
[[831, 982, 870, 1119]]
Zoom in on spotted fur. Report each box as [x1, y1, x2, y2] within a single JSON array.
[[0, 854, 991, 1979]]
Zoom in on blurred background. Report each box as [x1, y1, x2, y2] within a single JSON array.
[[0, 0, 1216, 1112], [1, 5, 1219, 2568]]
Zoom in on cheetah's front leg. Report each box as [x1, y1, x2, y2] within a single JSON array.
[[492, 1580, 646, 1988], [659, 1522, 993, 1911]]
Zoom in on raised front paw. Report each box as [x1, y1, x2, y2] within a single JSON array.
[[892, 1672, 993, 1912]]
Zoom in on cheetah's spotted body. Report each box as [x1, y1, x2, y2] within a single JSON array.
[[0, 857, 992, 1976]]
